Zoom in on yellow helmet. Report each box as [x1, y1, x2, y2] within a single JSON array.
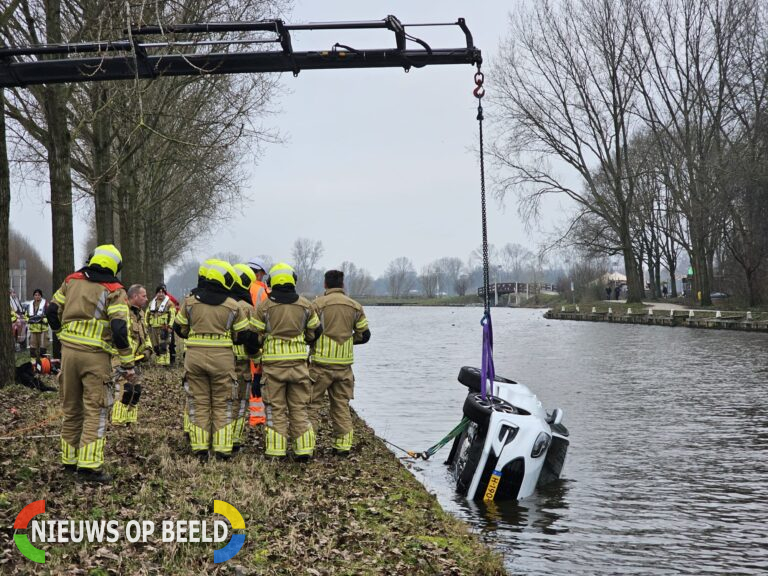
[[89, 244, 122, 275], [205, 259, 236, 290], [233, 263, 256, 290], [198, 258, 220, 279], [268, 262, 297, 287]]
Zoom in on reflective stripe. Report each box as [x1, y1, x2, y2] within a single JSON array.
[[189, 424, 210, 451], [293, 428, 316, 456], [262, 334, 308, 362], [333, 430, 354, 451], [213, 422, 237, 453], [93, 291, 108, 320], [53, 290, 66, 305], [355, 316, 369, 330], [77, 438, 106, 469], [185, 332, 233, 348], [232, 343, 249, 360], [61, 438, 78, 465], [60, 319, 116, 353], [311, 335, 354, 365], [112, 401, 128, 424], [251, 317, 266, 331], [232, 317, 250, 331], [307, 312, 320, 329], [265, 427, 287, 456]]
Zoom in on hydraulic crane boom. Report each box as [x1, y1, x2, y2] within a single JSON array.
[[0, 16, 481, 88]]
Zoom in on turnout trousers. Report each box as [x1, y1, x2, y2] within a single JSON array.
[[233, 359, 252, 447], [308, 364, 355, 452], [149, 327, 171, 366], [59, 345, 114, 470], [111, 359, 143, 425], [261, 361, 314, 457], [183, 347, 238, 456], [29, 330, 48, 357]]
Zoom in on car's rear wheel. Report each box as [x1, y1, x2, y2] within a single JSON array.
[[462, 392, 518, 426]]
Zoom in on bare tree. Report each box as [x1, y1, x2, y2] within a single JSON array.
[[385, 257, 415, 298], [433, 256, 464, 295], [339, 261, 373, 297], [493, 0, 645, 302], [291, 238, 324, 294], [632, 0, 743, 305], [419, 263, 439, 298], [0, 85, 13, 387], [454, 274, 470, 297]]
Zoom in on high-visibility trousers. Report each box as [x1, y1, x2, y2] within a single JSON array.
[[261, 361, 314, 456], [59, 345, 114, 470], [308, 363, 355, 451]]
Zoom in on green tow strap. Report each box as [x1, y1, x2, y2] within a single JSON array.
[[409, 417, 470, 460]]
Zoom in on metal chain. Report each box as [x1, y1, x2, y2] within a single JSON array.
[[474, 66, 490, 315]]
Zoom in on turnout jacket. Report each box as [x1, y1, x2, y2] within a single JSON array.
[[146, 295, 176, 329], [130, 306, 153, 362], [252, 291, 321, 363], [25, 299, 48, 332], [311, 288, 370, 366], [49, 272, 134, 367], [173, 294, 250, 349]]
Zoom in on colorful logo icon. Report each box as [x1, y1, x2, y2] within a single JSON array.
[[213, 500, 245, 563], [14, 500, 46, 564]]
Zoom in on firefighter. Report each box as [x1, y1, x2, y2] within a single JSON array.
[[230, 263, 258, 451], [247, 258, 269, 427], [25, 289, 48, 360], [308, 270, 371, 455], [147, 286, 175, 367], [251, 263, 321, 460], [46, 244, 134, 482], [173, 260, 251, 461], [111, 284, 152, 425]]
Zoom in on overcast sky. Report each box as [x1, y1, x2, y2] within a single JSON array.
[[9, 0, 574, 278]]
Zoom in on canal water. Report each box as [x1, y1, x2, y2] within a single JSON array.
[[352, 306, 768, 575]]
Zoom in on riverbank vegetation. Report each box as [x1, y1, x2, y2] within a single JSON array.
[[493, 0, 768, 307], [0, 367, 505, 575]]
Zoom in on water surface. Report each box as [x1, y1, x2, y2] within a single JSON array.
[[352, 307, 768, 575]]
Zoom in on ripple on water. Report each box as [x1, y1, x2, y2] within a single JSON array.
[[353, 307, 768, 575]]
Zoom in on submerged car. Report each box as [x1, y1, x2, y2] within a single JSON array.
[[446, 366, 569, 501]]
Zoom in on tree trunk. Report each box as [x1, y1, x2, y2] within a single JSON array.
[[622, 239, 643, 303], [44, 0, 74, 288], [118, 172, 141, 285], [690, 235, 712, 306], [668, 259, 678, 298], [0, 90, 16, 387], [746, 268, 762, 308], [92, 85, 114, 244]]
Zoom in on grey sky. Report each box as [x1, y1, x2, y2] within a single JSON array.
[[9, 0, 570, 278]]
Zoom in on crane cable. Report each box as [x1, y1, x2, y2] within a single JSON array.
[[474, 65, 496, 401]]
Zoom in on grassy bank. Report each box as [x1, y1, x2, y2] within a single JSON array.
[[0, 368, 505, 575]]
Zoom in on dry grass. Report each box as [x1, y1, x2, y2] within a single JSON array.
[[0, 367, 505, 575]]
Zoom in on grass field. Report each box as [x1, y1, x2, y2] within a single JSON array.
[[0, 367, 505, 575]]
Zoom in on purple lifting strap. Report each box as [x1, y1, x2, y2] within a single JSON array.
[[480, 312, 495, 399]]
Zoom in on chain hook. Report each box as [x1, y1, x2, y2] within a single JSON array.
[[473, 70, 485, 99]]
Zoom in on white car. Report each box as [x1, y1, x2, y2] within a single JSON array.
[[446, 367, 569, 501]]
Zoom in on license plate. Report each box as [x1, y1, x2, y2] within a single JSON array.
[[483, 470, 502, 502]]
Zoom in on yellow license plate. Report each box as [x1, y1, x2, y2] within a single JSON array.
[[483, 471, 502, 502]]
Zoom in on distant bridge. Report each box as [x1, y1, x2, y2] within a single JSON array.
[[477, 282, 558, 297]]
